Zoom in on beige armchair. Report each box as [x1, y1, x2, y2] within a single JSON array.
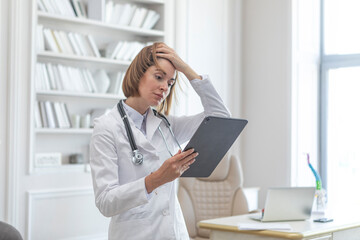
[[178, 154, 249, 240]]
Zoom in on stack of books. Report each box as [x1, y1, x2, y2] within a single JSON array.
[[38, 25, 101, 57], [104, 41, 152, 61], [35, 101, 72, 129], [105, 2, 161, 29], [36, 63, 125, 95], [37, 0, 87, 18], [36, 63, 97, 93]]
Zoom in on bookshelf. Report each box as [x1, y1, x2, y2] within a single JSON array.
[[31, 0, 173, 173]]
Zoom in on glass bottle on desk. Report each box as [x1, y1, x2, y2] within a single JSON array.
[[307, 153, 327, 214]]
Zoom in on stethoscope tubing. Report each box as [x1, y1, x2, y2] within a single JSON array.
[[117, 100, 181, 165]]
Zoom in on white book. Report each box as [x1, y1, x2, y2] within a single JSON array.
[[52, 65, 63, 91], [122, 42, 139, 61], [88, 0, 105, 21], [37, 0, 47, 12], [39, 101, 48, 128], [92, 70, 110, 93], [141, 10, 156, 29], [43, 28, 59, 52], [105, 1, 114, 23], [129, 7, 148, 28], [118, 4, 136, 26], [60, 103, 72, 128], [62, 0, 76, 17], [142, 12, 160, 29], [41, 64, 51, 90], [45, 63, 57, 90], [86, 35, 101, 57], [77, 0, 87, 18], [53, 102, 67, 128], [52, 30, 67, 53], [78, 34, 94, 57], [71, 67, 86, 92], [80, 69, 92, 92], [36, 25, 45, 53], [67, 32, 82, 56], [130, 42, 145, 60], [83, 70, 98, 93], [109, 4, 124, 25], [42, 0, 56, 14], [115, 41, 130, 60], [35, 64, 44, 90], [73, 33, 87, 56], [71, 0, 85, 18], [37, 63, 46, 90], [105, 41, 123, 59], [57, 65, 72, 91], [67, 66, 84, 92], [78, 69, 92, 93], [52, 102, 61, 127], [34, 101, 43, 128], [58, 31, 75, 55], [44, 101, 56, 128], [52, 0, 67, 15], [65, 67, 77, 91], [50, 0, 64, 15]]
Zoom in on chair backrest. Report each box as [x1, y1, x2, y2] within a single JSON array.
[[178, 154, 249, 239], [0, 221, 23, 240]]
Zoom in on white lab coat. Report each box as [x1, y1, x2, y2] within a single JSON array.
[[90, 76, 230, 240]]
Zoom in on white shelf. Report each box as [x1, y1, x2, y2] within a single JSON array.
[[31, 0, 170, 176], [37, 51, 131, 71], [32, 163, 90, 174], [134, 0, 165, 4], [36, 90, 121, 100], [35, 128, 93, 134], [38, 12, 165, 38]]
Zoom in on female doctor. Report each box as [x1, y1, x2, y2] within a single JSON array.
[[90, 42, 230, 240]]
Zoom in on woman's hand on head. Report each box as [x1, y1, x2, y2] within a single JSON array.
[[155, 43, 201, 81], [145, 148, 198, 193]]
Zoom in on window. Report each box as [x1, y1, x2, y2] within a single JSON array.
[[320, 0, 360, 209]]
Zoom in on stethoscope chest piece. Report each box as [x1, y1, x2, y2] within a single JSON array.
[[132, 149, 144, 165]]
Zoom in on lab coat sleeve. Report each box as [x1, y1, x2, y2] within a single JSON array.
[[90, 118, 149, 217], [169, 75, 231, 144]]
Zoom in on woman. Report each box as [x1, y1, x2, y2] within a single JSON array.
[[90, 42, 230, 240]]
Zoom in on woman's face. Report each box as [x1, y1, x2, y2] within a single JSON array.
[[138, 58, 176, 107]]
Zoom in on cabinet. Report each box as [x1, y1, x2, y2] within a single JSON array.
[[30, 0, 174, 174]]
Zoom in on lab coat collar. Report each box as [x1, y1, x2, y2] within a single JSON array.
[[146, 107, 162, 140], [111, 104, 157, 153]]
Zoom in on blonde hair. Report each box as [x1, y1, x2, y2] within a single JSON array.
[[122, 42, 178, 115]]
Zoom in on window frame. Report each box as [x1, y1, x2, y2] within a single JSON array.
[[319, 0, 360, 190]]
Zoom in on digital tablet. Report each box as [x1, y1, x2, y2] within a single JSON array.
[[181, 116, 248, 177]]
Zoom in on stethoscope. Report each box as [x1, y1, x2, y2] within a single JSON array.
[[117, 100, 182, 165]]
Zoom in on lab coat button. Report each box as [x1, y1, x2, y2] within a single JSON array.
[[162, 209, 169, 216]]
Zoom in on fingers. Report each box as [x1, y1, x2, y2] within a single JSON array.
[[179, 152, 198, 166], [180, 165, 190, 176], [173, 148, 194, 160]]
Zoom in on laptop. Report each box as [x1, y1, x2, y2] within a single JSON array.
[[250, 187, 315, 222]]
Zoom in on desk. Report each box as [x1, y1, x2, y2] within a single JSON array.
[[199, 212, 360, 240]]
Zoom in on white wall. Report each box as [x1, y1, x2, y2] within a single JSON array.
[[0, 0, 9, 221], [174, 0, 243, 155], [241, 0, 293, 207]]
